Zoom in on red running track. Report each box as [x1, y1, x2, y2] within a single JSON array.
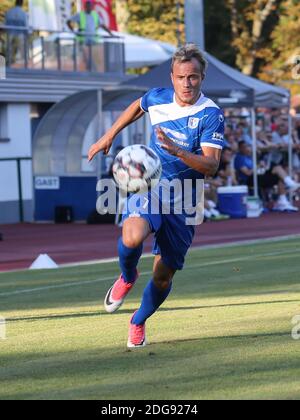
[[0, 212, 300, 271]]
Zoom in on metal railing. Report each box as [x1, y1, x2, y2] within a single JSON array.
[[0, 25, 125, 74]]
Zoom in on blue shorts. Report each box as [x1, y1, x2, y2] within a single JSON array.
[[122, 192, 195, 271]]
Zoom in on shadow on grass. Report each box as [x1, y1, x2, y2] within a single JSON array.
[[151, 330, 291, 346], [0, 329, 297, 400], [6, 298, 300, 323]]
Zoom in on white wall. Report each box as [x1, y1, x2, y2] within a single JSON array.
[[0, 103, 32, 158], [0, 161, 19, 202], [0, 104, 33, 222]]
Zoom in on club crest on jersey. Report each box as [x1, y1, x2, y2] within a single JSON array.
[[188, 117, 200, 129]]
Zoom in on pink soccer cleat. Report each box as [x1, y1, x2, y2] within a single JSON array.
[[104, 270, 138, 313], [127, 311, 147, 348]]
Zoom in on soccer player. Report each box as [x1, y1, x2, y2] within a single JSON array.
[[88, 44, 225, 348]]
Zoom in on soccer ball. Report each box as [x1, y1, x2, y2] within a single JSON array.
[[112, 145, 162, 193]]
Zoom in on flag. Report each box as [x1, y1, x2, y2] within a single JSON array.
[[81, 0, 118, 30]]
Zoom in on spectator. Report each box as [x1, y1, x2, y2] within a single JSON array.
[[67, 0, 113, 71], [234, 141, 299, 212], [5, 0, 28, 65], [216, 147, 238, 186], [203, 197, 230, 221], [270, 122, 289, 167], [235, 122, 252, 145], [67, 0, 113, 46], [226, 133, 239, 153]]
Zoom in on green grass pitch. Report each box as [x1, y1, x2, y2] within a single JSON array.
[[1, 237, 300, 400]]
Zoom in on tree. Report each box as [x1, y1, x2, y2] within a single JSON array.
[[225, 0, 282, 76], [115, 0, 130, 33], [119, 0, 184, 46], [258, 0, 300, 95], [204, 0, 235, 66]]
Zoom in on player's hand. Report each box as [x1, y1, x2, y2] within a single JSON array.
[[88, 136, 113, 161], [156, 126, 181, 156]]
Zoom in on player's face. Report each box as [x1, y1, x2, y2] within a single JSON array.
[[171, 59, 204, 107]]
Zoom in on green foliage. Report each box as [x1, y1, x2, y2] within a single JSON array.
[[204, 0, 236, 67], [117, 0, 236, 66], [259, 0, 300, 94], [224, 0, 282, 76], [123, 0, 184, 46]]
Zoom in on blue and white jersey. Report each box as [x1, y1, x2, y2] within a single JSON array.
[[141, 87, 225, 183]]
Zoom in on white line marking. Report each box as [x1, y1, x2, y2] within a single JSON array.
[[60, 234, 300, 269], [0, 271, 155, 298], [2, 234, 300, 274], [1, 247, 299, 298]]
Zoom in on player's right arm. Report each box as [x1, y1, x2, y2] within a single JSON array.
[[88, 98, 145, 161]]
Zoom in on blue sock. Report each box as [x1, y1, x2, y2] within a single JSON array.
[[132, 279, 172, 325], [118, 237, 143, 283]]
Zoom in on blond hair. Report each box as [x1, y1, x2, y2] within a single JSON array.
[[171, 43, 207, 76]]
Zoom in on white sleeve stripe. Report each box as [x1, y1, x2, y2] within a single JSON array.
[[140, 98, 147, 112], [201, 142, 223, 150]]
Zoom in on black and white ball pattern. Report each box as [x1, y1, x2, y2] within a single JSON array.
[[112, 145, 162, 193]]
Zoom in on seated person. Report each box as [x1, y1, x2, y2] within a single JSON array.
[[203, 182, 230, 221], [234, 141, 299, 212], [216, 147, 238, 187]]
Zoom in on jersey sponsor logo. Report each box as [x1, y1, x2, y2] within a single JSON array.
[[212, 132, 224, 141], [161, 127, 188, 141], [188, 117, 200, 129], [156, 138, 189, 148], [172, 139, 189, 147], [159, 127, 189, 147]]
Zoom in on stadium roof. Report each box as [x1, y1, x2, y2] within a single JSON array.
[[33, 87, 145, 176], [0, 69, 131, 103], [125, 52, 290, 108]]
